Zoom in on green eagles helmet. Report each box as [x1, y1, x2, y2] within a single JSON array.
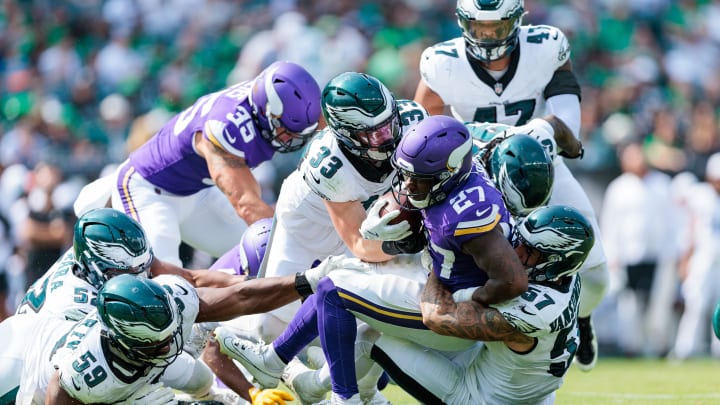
[[490, 134, 554, 216], [97, 274, 182, 366], [321, 72, 400, 162], [515, 205, 594, 282], [73, 208, 154, 289]]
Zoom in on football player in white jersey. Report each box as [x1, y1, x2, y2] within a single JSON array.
[[226, 72, 430, 343], [13, 208, 253, 401], [0, 248, 342, 404], [414, 0, 607, 370], [5, 208, 335, 404]]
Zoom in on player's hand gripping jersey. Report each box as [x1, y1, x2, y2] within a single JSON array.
[[420, 25, 572, 125]]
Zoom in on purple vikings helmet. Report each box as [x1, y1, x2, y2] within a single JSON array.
[[210, 217, 272, 276], [392, 115, 473, 209], [251, 61, 321, 153]]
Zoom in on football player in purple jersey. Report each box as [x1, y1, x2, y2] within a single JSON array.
[[75, 61, 321, 268], [414, 0, 607, 371], [214, 115, 530, 404]]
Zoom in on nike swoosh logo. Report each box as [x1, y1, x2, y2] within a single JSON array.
[[72, 377, 82, 391], [553, 32, 559, 40], [475, 204, 499, 219], [177, 284, 189, 295], [307, 172, 322, 184]]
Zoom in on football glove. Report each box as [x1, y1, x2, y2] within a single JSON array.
[[303, 254, 371, 292], [381, 231, 427, 255], [249, 387, 294, 405], [360, 198, 412, 241]]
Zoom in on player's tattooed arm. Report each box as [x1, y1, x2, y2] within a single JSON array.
[[420, 272, 532, 344]]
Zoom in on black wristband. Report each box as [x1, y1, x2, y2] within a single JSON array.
[[294, 272, 313, 299]]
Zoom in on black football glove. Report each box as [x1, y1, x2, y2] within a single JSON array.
[[381, 231, 427, 255]]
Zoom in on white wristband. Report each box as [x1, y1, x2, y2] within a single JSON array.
[[452, 287, 480, 303]]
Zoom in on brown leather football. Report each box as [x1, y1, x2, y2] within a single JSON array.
[[378, 191, 423, 234]]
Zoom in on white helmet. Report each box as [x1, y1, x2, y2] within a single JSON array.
[[456, 0, 525, 62]]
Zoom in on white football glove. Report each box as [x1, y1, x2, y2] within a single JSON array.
[[452, 287, 480, 303], [117, 383, 177, 405], [360, 198, 412, 241], [303, 254, 372, 291]]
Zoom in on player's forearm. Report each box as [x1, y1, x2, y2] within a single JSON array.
[[350, 238, 394, 263], [471, 277, 526, 306], [545, 115, 583, 158], [420, 274, 496, 340], [188, 269, 247, 288], [196, 276, 301, 322], [202, 340, 254, 402]]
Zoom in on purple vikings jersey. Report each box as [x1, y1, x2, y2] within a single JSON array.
[[128, 81, 275, 196], [422, 162, 512, 292]]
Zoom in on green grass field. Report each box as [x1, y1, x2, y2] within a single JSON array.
[[290, 358, 720, 404]]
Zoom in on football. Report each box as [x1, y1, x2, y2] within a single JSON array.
[[378, 191, 423, 235]]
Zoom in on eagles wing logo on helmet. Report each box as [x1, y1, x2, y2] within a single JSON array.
[[86, 239, 153, 269], [523, 226, 585, 252], [110, 317, 169, 344], [324, 95, 394, 131]]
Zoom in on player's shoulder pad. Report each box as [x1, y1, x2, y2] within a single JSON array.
[[203, 118, 249, 160], [419, 38, 464, 92], [519, 24, 571, 68], [299, 130, 357, 201], [151, 274, 200, 315]]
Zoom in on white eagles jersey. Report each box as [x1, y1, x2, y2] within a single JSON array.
[[16, 275, 199, 404], [16, 249, 98, 321], [420, 25, 571, 126], [469, 275, 581, 404], [275, 99, 429, 252]]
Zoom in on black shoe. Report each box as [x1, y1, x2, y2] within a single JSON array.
[[574, 316, 597, 371]]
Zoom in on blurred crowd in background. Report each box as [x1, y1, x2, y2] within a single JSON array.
[[2, 0, 720, 361]]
